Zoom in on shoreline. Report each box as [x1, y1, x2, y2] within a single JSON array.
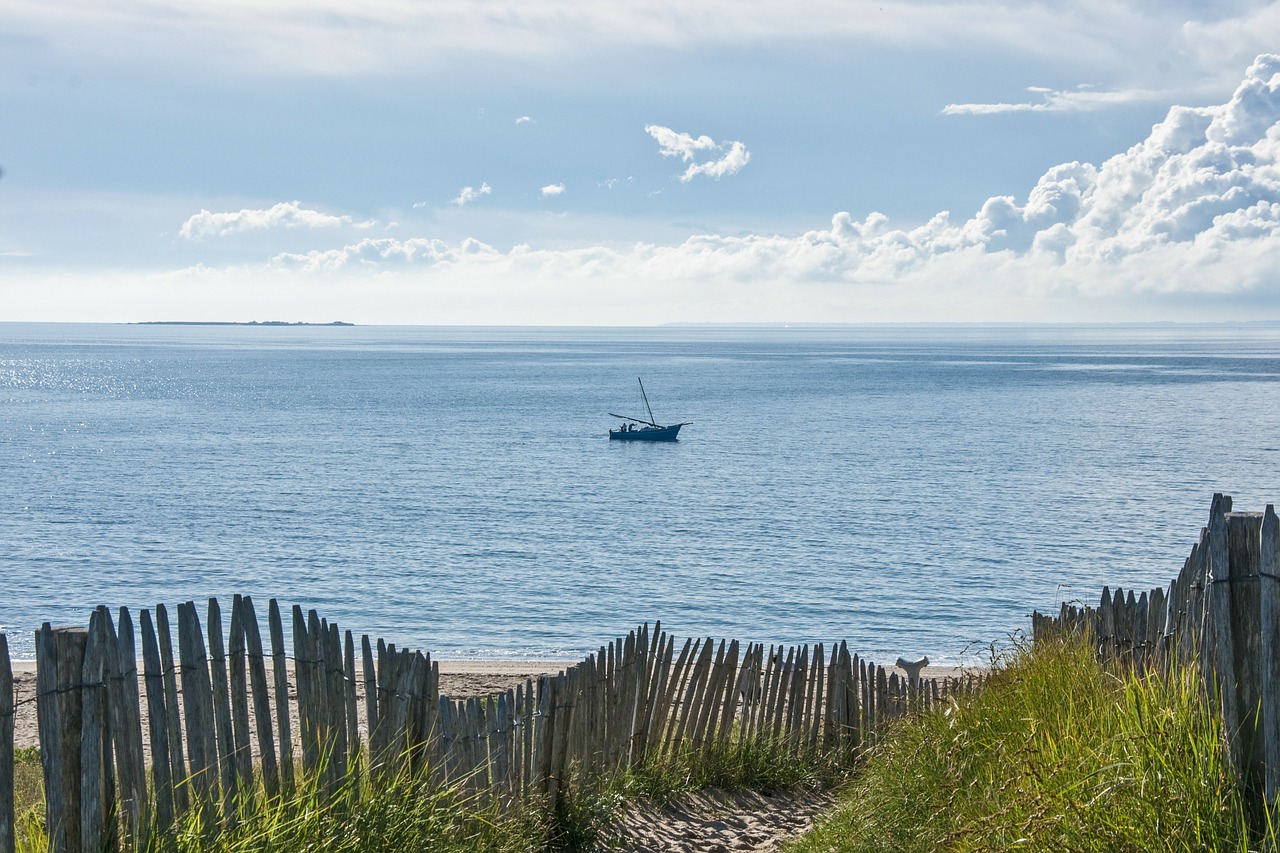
[[7, 659, 970, 678]]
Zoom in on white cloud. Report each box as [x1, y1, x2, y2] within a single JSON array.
[[516, 116, 534, 124], [180, 201, 372, 240], [943, 86, 1175, 116], [272, 236, 501, 273], [452, 183, 492, 206], [540, 183, 566, 197], [645, 125, 751, 182], [646, 125, 720, 161], [249, 55, 1280, 318]]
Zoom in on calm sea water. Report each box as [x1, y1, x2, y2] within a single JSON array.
[[2, 322, 1278, 665]]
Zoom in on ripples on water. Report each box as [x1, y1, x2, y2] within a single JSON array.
[[2, 323, 1278, 665]]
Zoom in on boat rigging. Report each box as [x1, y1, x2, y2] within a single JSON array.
[[608, 379, 690, 442]]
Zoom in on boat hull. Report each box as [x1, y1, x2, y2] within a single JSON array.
[[609, 424, 684, 441]]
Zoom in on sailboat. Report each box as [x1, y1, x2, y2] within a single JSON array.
[[609, 379, 690, 441]]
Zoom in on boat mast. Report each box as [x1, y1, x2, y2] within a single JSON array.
[[638, 378, 657, 425]]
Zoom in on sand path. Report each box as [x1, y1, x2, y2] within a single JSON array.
[[603, 787, 833, 852]]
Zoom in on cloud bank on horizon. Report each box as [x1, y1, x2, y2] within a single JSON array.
[[195, 56, 1280, 318]]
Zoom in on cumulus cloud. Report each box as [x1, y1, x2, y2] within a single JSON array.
[[180, 201, 372, 240], [645, 125, 750, 182], [540, 183, 566, 197], [623, 54, 1280, 298], [453, 183, 492, 206], [516, 115, 534, 124]]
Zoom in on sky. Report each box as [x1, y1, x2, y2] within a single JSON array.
[[4, 1, 1280, 325]]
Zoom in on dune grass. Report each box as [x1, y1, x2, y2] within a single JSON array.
[[194, 776, 542, 853], [166, 772, 545, 853], [15, 760, 546, 853], [12, 747, 42, 814], [790, 636, 1259, 853], [11, 747, 45, 851]]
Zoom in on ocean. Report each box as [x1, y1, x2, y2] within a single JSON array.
[[2, 322, 1278, 666]]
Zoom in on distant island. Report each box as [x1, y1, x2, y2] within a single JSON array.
[[133, 321, 354, 327]]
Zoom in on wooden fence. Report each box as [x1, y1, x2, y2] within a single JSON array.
[[0, 596, 975, 852], [1032, 493, 1280, 806]]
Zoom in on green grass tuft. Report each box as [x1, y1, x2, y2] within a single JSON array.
[[12, 746, 44, 851], [790, 637, 1256, 853], [17, 758, 546, 853]]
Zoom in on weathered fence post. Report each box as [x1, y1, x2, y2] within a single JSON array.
[[343, 630, 359, 787], [154, 604, 189, 817], [1209, 497, 1242, 770], [1098, 587, 1114, 661], [206, 599, 240, 827], [78, 612, 114, 853], [361, 635, 378, 773], [267, 600, 294, 794], [36, 623, 89, 853], [1188, 534, 1212, 667], [177, 601, 220, 838], [324, 621, 349, 796], [535, 676, 555, 803], [0, 634, 14, 853], [372, 641, 392, 780], [239, 597, 279, 797], [228, 597, 254, 799], [291, 607, 317, 775], [1225, 510, 1265, 797], [108, 607, 148, 844], [139, 608, 176, 838], [1259, 505, 1280, 805]]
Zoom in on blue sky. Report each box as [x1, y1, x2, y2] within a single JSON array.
[[4, 0, 1280, 324]]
